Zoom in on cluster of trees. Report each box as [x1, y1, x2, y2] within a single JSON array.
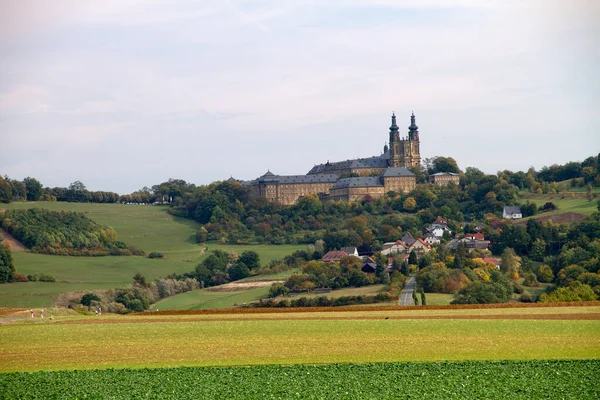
[[0, 176, 46, 203], [72, 275, 200, 313], [275, 254, 407, 295], [169, 249, 262, 289], [0, 209, 139, 256], [536, 154, 600, 185]]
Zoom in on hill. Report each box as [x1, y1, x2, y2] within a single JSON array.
[[0, 202, 304, 308]]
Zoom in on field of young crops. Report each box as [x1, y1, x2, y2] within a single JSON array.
[[1, 360, 598, 399]]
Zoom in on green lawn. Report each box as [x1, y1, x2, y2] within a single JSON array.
[[1, 307, 599, 372], [424, 293, 454, 305], [0, 202, 303, 308], [153, 286, 271, 310]]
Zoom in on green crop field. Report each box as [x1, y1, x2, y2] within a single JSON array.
[[0, 202, 303, 308], [1, 306, 599, 372], [153, 286, 271, 310], [1, 360, 598, 399]]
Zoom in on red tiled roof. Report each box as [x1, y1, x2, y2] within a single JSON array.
[[483, 257, 500, 265], [322, 250, 348, 261]]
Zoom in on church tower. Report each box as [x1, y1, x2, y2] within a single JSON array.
[[388, 111, 421, 169], [407, 111, 421, 167], [388, 112, 402, 168]]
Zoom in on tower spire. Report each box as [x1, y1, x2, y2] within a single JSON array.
[[390, 111, 399, 133]]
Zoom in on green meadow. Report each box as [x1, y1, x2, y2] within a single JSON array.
[[0, 202, 303, 308]]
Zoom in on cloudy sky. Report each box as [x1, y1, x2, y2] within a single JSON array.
[[1, 0, 599, 193]]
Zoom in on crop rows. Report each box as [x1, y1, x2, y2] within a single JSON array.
[[1, 360, 598, 399]]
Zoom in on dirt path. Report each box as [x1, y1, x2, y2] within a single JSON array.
[[206, 280, 283, 292], [0, 228, 27, 252]]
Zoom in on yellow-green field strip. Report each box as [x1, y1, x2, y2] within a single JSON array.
[[1, 306, 599, 372]]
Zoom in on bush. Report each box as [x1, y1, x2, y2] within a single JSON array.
[[38, 274, 56, 282], [148, 252, 164, 259], [520, 290, 534, 302], [269, 283, 290, 298], [12, 272, 29, 282], [522, 273, 539, 287], [81, 293, 101, 307]]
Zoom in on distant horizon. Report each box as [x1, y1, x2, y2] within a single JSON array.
[[2, 1, 598, 193]]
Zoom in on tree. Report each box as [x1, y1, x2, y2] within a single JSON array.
[[539, 281, 597, 302], [81, 293, 101, 306], [430, 156, 461, 174], [0, 239, 15, 283], [451, 281, 512, 304], [408, 250, 418, 266], [420, 289, 426, 306], [0, 177, 13, 203], [69, 181, 87, 191], [412, 290, 419, 305], [501, 248, 521, 279], [133, 273, 147, 287], [228, 262, 250, 281], [23, 177, 43, 201], [238, 250, 260, 271], [403, 197, 417, 211]]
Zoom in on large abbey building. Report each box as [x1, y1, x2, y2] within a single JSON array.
[[246, 112, 422, 205]]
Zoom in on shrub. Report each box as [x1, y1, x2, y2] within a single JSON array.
[[520, 290, 534, 302], [81, 293, 101, 307], [12, 272, 29, 282], [269, 283, 290, 298], [38, 274, 56, 282], [148, 252, 164, 259]]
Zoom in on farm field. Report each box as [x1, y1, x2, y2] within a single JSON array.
[[1, 305, 599, 372], [153, 286, 271, 310], [1, 360, 598, 399], [0, 202, 304, 308]]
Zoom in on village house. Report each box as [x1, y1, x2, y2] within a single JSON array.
[[427, 216, 451, 238], [483, 257, 501, 270], [503, 206, 522, 219], [340, 246, 359, 257], [423, 233, 441, 245], [361, 257, 378, 274], [322, 250, 350, 263]]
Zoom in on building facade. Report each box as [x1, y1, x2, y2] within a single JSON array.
[[430, 172, 460, 186]]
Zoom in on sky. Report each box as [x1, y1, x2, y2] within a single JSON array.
[[1, 0, 599, 193]]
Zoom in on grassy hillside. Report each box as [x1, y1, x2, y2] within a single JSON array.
[[526, 196, 598, 216], [0, 202, 304, 308]]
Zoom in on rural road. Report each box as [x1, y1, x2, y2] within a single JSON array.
[[400, 276, 416, 306]]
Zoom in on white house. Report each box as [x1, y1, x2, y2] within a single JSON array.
[[423, 234, 441, 245], [381, 241, 408, 256], [503, 206, 522, 219]]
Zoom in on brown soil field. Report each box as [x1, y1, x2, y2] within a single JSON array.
[[138, 301, 600, 316], [0, 308, 26, 317], [56, 312, 600, 325], [0, 228, 27, 252], [205, 280, 284, 292]]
